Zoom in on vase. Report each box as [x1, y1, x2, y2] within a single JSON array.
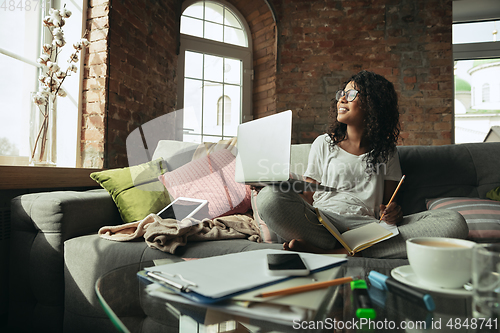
[[29, 92, 57, 166]]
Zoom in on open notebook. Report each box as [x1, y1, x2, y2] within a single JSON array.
[[316, 209, 399, 256]]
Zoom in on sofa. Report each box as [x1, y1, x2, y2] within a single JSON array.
[[8, 141, 500, 333]]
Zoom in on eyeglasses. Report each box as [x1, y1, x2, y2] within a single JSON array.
[[335, 89, 359, 102]]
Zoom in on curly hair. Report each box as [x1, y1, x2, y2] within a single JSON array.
[[328, 70, 400, 173]]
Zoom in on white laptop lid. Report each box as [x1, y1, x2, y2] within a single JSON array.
[[235, 111, 292, 183]]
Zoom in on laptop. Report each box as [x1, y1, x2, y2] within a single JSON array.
[[234, 110, 335, 192]]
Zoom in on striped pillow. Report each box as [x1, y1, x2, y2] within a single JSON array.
[[426, 197, 500, 242]]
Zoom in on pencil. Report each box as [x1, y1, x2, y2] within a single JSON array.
[[379, 174, 406, 221], [255, 276, 355, 298]]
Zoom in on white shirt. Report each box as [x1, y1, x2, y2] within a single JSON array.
[[303, 134, 402, 218]]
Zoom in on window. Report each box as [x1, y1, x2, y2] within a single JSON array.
[[453, 0, 500, 144], [0, 0, 85, 166], [178, 0, 252, 144], [217, 95, 231, 126], [482, 83, 490, 102], [0, 5, 41, 165], [181, 0, 248, 47], [453, 20, 500, 44]]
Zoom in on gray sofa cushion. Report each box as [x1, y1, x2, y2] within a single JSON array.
[[9, 189, 121, 333], [64, 235, 179, 332], [397, 142, 500, 215]]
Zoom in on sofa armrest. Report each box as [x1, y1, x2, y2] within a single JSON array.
[[12, 188, 121, 239], [9, 189, 121, 333]]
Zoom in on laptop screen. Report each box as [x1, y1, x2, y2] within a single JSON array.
[[235, 110, 292, 184]]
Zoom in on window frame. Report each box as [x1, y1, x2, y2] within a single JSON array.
[[177, 0, 253, 143], [482, 83, 490, 102], [0, 5, 43, 165], [452, 0, 500, 62], [0, 0, 87, 167], [217, 95, 231, 126], [452, 0, 500, 144], [0, 0, 93, 189]]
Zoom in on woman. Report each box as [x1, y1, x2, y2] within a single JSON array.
[[256, 70, 467, 258]]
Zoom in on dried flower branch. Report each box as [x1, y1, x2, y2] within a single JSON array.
[[31, 4, 88, 163]]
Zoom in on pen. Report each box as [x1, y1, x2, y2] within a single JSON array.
[[368, 270, 435, 312], [255, 276, 355, 298], [351, 279, 376, 319], [380, 174, 405, 221]]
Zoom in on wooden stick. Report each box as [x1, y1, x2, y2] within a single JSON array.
[[255, 276, 355, 298], [380, 174, 406, 221]]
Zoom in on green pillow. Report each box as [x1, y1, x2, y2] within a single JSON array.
[[486, 186, 500, 202], [90, 158, 170, 223]]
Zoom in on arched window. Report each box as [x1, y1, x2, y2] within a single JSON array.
[[217, 95, 231, 126], [178, 0, 252, 143], [482, 83, 490, 102]]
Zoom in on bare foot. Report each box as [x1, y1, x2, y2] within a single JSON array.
[[283, 239, 351, 255]]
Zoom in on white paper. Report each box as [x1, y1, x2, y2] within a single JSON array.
[[145, 249, 346, 299], [378, 220, 399, 236]]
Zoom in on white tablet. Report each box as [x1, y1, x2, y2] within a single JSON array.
[[157, 197, 208, 220]]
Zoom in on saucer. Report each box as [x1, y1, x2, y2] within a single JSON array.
[[391, 265, 472, 297]]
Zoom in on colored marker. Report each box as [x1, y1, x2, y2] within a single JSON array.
[[368, 271, 435, 312], [351, 280, 376, 319]]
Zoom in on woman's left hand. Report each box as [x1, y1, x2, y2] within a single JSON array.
[[379, 202, 403, 225]]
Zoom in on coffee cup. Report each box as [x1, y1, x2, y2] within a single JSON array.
[[406, 237, 476, 289]]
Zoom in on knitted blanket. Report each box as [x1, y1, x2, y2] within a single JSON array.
[[98, 214, 261, 254]]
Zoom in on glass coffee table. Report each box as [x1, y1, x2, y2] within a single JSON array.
[[96, 259, 493, 333]]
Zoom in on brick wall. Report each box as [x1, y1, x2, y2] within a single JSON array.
[[82, 0, 180, 168], [228, 0, 278, 117], [82, 0, 276, 168], [82, 0, 454, 168], [82, 0, 109, 168], [106, 0, 180, 168], [270, 0, 453, 145]]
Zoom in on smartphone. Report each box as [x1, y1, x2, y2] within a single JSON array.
[[157, 197, 208, 220], [266, 253, 310, 276]]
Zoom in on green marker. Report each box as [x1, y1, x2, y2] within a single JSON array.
[[351, 280, 376, 319]]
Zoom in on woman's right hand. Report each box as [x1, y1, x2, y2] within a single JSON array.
[[379, 202, 403, 225]]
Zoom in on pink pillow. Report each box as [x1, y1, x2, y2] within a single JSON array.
[[158, 149, 251, 219]]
